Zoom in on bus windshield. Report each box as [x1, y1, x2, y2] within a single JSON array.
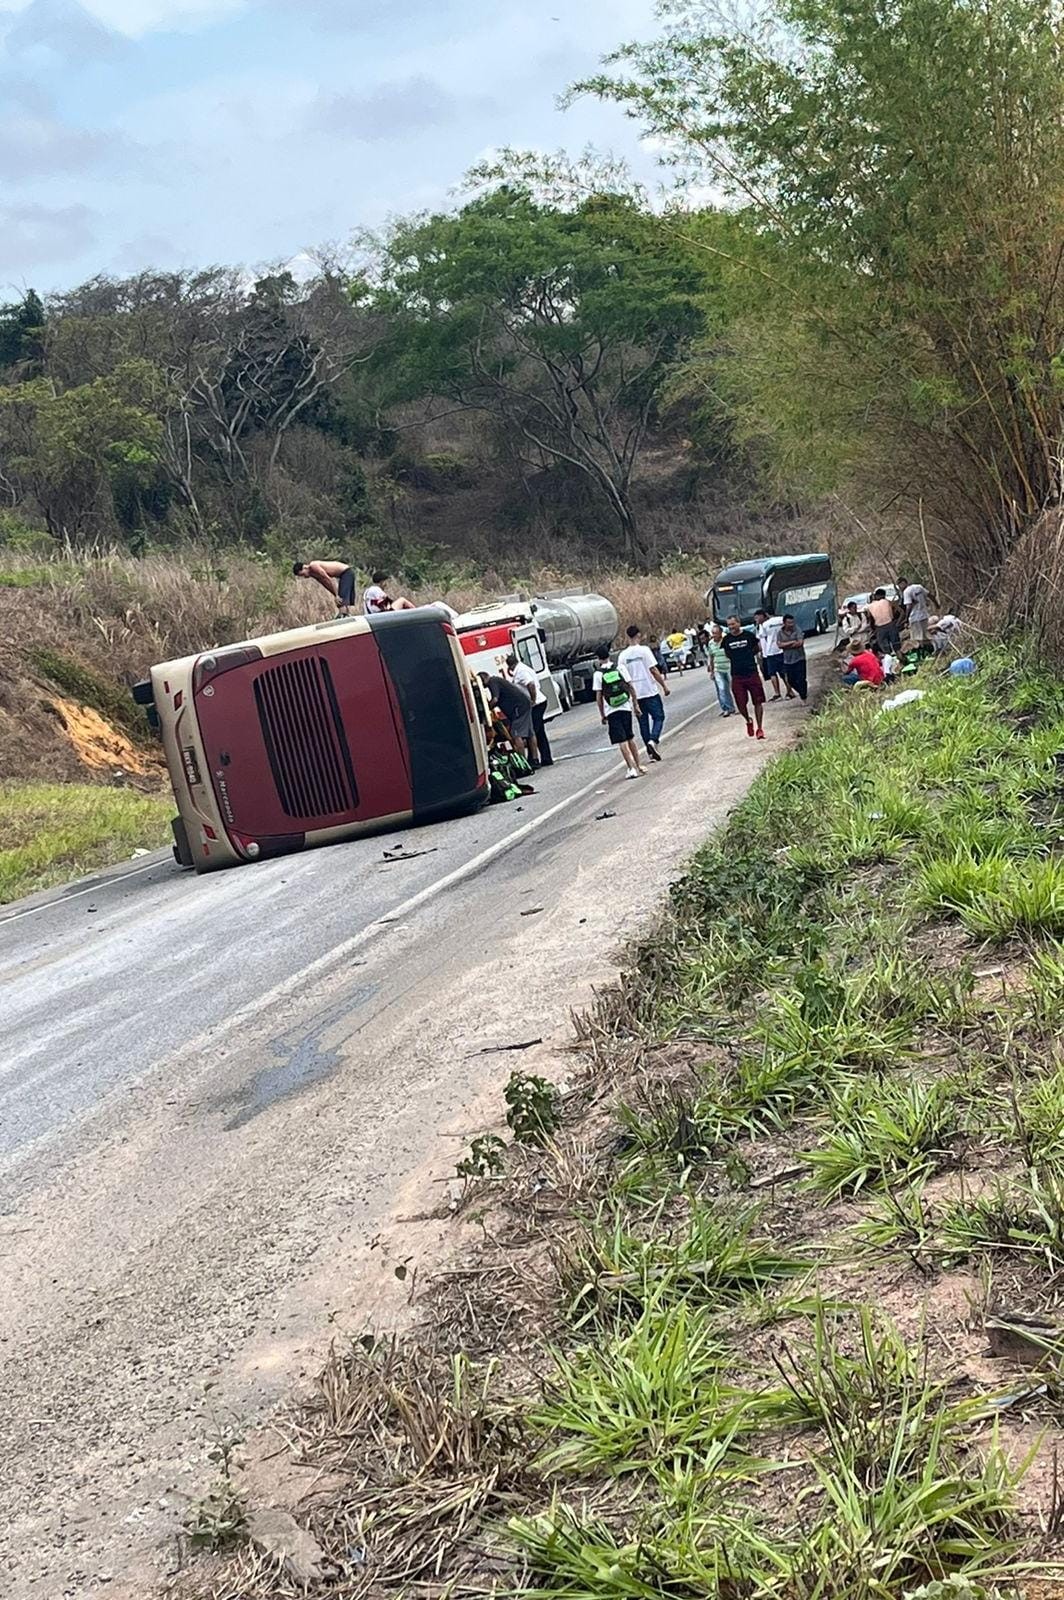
[[712, 577, 765, 623]]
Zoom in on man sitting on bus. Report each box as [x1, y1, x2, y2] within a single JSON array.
[[292, 557, 357, 615], [363, 570, 416, 614]]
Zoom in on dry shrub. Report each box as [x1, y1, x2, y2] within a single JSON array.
[[995, 508, 1064, 670]]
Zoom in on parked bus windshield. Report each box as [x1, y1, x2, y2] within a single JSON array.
[[708, 554, 837, 634]]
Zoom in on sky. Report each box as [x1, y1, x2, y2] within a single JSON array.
[[0, 0, 665, 295]]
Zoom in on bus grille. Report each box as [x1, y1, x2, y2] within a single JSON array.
[[253, 657, 357, 821]]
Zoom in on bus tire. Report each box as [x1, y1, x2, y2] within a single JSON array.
[[171, 815, 194, 869]]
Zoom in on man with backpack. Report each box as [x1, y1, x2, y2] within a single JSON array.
[[594, 651, 646, 778]]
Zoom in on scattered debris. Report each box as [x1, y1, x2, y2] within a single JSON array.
[[245, 1507, 326, 1588], [520, 906, 544, 916], [595, 809, 617, 820], [476, 1038, 543, 1056], [382, 847, 438, 863], [750, 1164, 806, 1190]]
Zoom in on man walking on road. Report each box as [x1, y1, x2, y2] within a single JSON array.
[[617, 624, 670, 762], [722, 615, 766, 738], [706, 623, 737, 716], [594, 652, 645, 778], [292, 557, 357, 615], [754, 609, 791, 700], [507, 652, 552, 768]]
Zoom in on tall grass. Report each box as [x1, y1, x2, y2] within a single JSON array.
[[0, 782, 171, 903], [0, 546, 710, 693]]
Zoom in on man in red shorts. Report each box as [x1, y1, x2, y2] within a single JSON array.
[[721, 614, 766, 738]]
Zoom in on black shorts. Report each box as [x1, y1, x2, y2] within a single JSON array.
[[337, 567, 356, 606], [761, 652, 784, 680], [606, 709, 634, 744]]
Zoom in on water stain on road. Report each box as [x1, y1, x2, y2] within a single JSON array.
[[212, 981, 380, 1129]]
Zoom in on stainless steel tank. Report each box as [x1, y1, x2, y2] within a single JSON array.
[[529, 592, 618, 665]]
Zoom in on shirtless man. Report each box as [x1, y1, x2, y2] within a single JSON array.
[[292, 558, 357, 615]]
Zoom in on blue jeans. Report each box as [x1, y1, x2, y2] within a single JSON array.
[[712, 669, 736, 714], [637, 693, 665, 748]]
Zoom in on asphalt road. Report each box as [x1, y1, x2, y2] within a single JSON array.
[[1, 669, 711, 1173], [0, 653, 827, 1597]]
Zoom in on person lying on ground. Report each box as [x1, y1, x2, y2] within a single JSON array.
[[594, 652, 646, 778], [292, 557, 357, 615]]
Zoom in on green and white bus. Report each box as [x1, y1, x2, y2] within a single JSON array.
[[707, 553, 837, 634]]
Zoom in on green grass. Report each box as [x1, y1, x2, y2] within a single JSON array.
[[802, 1076, 964, 1197], [0, 782, 171, 903], [564, 1199, 808, 1326], [532, 1301, 765, 1478]]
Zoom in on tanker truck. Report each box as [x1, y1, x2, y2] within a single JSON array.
[[452, 591, 619, 714]]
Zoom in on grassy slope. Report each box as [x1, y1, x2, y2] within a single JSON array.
[[182, 653, 1064, 1600], [0, 783, 172, 904]]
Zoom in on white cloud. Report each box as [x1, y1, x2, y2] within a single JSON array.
[[0, 0, 243, 36], [0, 201, 97, 269], [0, 108, 113, 176]]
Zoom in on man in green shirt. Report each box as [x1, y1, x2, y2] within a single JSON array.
[[706, 624, 737, 717]]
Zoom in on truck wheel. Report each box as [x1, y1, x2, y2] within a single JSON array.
[[171, 815, 194, 870]]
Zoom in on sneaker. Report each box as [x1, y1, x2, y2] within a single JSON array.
[[626, 769, 640, 779], [745, 720, 754, 737], [647, 744, 663, 762], [756, 727, 766, 740]]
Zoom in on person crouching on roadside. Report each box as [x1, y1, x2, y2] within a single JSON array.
[[841, 645, 885, 687], [594, 652, 646, 778]]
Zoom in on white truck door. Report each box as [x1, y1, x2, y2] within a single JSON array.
[[514, 624, 561, 717]]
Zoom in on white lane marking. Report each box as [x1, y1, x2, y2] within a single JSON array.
[[0, 856, 168, 927]]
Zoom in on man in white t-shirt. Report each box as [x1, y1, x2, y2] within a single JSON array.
[[901, 578, 932, 645], [754, 608, 791, 700], [507, 652, 552, 768], [616, 624, 670, 761], [363, 569, 416, 615]]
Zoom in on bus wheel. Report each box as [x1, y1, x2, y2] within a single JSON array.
[[171, 815, 194, 869]]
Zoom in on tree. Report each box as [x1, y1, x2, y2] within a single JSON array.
[[0, 290, 45, 375], [0, 360, 163, 542], [362, 184, 704, 564], [579, 0, 1064, 583]]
